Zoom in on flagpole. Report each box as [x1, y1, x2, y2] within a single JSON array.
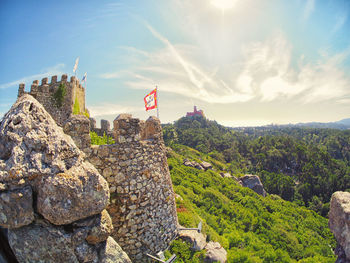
[[156, 85, 159, 120]]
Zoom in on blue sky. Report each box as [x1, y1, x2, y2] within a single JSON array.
[[1, 0, 350, 126]]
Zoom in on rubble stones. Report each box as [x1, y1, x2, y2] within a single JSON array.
[[329, 191, 350, 262], [0, 186, 34, 229]]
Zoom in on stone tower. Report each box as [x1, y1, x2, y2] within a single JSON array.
[[64, 114, 178, 261], [17, 74, 86, 126]]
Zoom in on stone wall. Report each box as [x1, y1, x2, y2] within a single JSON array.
[[64, 114, 178, 262], [90, 118, 114, 138], [17, 74, 86, 126]]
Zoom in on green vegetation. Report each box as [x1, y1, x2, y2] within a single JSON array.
[[73, 96, 80, 115], [53, 83, 66, 108], [84, 109, 90, 118], [90, 131, 115, 145], [167, 144, 336, 262], [163, 116, 350, 214]]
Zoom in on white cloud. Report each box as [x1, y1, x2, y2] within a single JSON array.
[[303, 0, 315, 21], [89, 103, 142, 117], [113, 23, 350, 105], [0, 64, 65, 89]]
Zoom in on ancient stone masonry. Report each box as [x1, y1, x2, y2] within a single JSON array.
[[17, 74, 86, 126], [66, 114, 178, 261], [0, 95, 131, 263], [90, 118, 114, 138]]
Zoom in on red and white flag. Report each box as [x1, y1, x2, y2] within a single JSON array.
[[144, 88, 157, 111]]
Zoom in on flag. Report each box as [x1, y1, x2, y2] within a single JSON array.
[[82, 72, 87, 83], [144, 88, 157, 111], [73, 57, 79, 73]]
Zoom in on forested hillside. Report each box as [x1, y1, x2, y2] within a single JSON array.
[[163, 116, 350, 215], [166, 144, 336, 262]]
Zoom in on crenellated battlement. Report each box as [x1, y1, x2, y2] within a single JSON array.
[[17, 74, 86, 126]]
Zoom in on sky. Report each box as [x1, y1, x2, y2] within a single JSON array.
[[0, 0, 350, 127]]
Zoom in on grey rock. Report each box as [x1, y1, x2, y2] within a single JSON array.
[[86, 210, 113, 245], [178, 229, 206, 251], [37, 162, 109, 225], [200, 161, 212, 171], [329, 191, 350, 261], [99, 237, 132, 263], [0, 94, 81, 183], [239, 174, 267, 197], [8, 220, 79, 263], [220, 173, 232, 178], [204, 241, 227, 263], [0, 186, 34, 229]]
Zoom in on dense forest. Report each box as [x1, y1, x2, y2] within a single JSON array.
[[163, 116, 350, 215], [166, 144, 336, 262]]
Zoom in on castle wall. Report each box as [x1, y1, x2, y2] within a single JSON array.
[[17, 75, 86, 126], [64, 114, 178, 262], [90, 118, 114, 138]]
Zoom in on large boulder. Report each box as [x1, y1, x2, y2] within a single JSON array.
[[37, 162, 109, 225], [204, 241, 227, 263], [329, 191, 350, 262], [0, 95, 129, 262], [0, 94, 109, 225], [239, 175, 267, 197]]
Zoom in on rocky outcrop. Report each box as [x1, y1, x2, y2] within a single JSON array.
[[183, 159, 213, 171], [220, 172, 232, 178], [204, 241, 227, 263], [178, 230, 206, 251], [178, 226, 227, 262], [0, 95, 130, 263], [238, 174, 267, 197], [329, 191, 350, 262], [200, 161, 213, 171]]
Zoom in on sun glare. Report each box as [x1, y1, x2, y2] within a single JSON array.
[[210, 0, 238, 11]]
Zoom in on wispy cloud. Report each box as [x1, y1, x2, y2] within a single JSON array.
[[89, 103, 142, 117], [108, 22, 350, 105], [302, 0, 315, 21], [0, 64, 65, 90]]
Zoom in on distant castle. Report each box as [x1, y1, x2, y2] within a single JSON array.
[[17, 74, 86, 126], [186, 106, 205, 117]]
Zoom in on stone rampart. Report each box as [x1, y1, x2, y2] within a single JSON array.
[[64, 114, 178, 262], [17, 74, 86, 126], [90, 118, 114, 138]]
